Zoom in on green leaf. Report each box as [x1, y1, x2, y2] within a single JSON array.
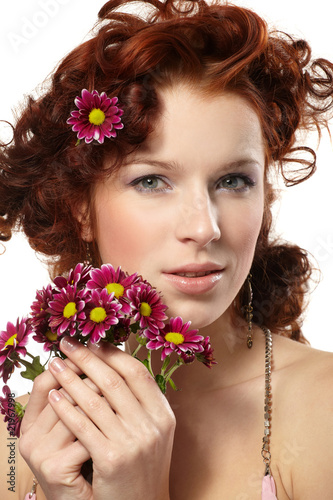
[[20, 356, 45, 381], [103, 327, 116, 344], [131, 322, 141, 334], [155, 374, 167, 394], [141, 358, 150, 370], [14, 401, 25, 420]]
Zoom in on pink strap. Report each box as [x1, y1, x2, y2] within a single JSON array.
[[262, 474, 277, 499], [24, 495, 36, 500]]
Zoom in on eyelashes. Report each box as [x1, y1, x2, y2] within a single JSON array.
[[129, 175, 170, 193], [129, 173, 256, 193], [216, 174, 256, 192]]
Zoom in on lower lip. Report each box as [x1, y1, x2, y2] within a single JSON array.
[[162, 271, 223, 295]]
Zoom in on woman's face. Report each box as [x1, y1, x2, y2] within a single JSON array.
[[88, 86, 265, 329]]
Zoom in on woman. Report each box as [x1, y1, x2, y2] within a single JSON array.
[[1, 0, 333, 498]]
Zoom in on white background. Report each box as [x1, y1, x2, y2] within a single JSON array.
[[0, 0, 333, 395]]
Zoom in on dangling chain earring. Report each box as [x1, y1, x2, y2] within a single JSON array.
[[85, 241, 92, 265], [245, 273, 254, 348]]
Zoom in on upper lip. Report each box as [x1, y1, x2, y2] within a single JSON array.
[[164, 263, 224, 274]]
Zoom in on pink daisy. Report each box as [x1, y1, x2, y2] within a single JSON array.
[[195, 336, 217, 368], [30, 283, 54, 330], [87, 264, 138, 315], [180, 351, 196, 364], [79, 289, 122, 344], [53, 263, 93, 291], [33, 319, 63, 352], [112, 317, 132, 344], [0, 385, 24, 438], [0, 358, 21, 384], [67, 89, 124, 144], [0, 318, 31, 366], [146, 316, 204, 361], [102, 317, 132, 345], [48, 285, 86, 336], [127, 283, 168, 335]]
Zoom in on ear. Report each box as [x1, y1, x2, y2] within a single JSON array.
[[74, 201, 94, 242]]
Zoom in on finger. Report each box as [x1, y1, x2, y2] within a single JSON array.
[[48, 388, 108, 453], [87, 341, 172, 415], [21, 358, 83, 433], [56, 338, 145, 419], [25, 374, 103, 437], [26, 434, 90, 492], [48, 357, 121, 434], [60, 376, 102, 405]]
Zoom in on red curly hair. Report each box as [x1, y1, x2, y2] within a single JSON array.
[[1, 0, 333, 341]]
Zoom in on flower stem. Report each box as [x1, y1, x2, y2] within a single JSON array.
[[25, 351, 36, 360], [43, 351, 53, 367], [147, 349, 154, 378], [165, 359, 183, 382], [161, 355, 171, 376], [131, 343, 142, 358]]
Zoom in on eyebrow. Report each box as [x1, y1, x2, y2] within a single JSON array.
[[125, 157, 263, 172], [125, 158, 181, 172]]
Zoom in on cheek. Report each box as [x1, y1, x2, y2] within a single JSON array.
[[95, 202, 162, 273], [223, 198, 263, 267]]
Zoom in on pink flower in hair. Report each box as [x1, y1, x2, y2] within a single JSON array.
[[67, 89, 124, 144]]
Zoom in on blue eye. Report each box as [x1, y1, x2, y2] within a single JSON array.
[[140, 177, 160, 189], [130, 175, 169, 192], [218, 175, 255, 191]]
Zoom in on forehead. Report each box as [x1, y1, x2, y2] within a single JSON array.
[[135, 85, 266, 167]]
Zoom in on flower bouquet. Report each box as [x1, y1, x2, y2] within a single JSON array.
[[0, 263, 215, 438]]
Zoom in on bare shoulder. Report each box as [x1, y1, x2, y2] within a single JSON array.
[[0, 393, 36, 500], [272, 335, 333, 499], [273, 333, 333, 398], [273, 332, 333, 378]]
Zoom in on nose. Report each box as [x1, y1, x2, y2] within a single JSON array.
[[175, 191, 221, 247]]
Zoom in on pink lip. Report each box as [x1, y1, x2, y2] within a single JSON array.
[[162, 263, 224, 295], [165, 262, 223, 274]]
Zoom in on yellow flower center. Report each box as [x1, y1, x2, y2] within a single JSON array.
[[63, 302, 77, 318], [89, 108, 105, 126], [46, 330, 58, 342], [105, 283, 124, 298], [90, 307, 107, 323], [165, 332, 185, 345], [4, 334, 17, 348], [140, 302, 152, 317]]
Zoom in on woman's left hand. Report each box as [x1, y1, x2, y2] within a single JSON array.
[[47, 337, 176, 500]]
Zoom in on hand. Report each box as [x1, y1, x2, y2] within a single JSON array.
[[46, 337, 175, 500], [19, 357, 95, 499]]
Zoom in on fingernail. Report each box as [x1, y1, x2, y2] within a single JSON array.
[[88, 340, 101, 350], [49, 389, 62, 402], [61, 336, 78, 352], [50, 357, 66, 373]]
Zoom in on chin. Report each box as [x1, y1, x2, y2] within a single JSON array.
[[164, 302, 226, 331]]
